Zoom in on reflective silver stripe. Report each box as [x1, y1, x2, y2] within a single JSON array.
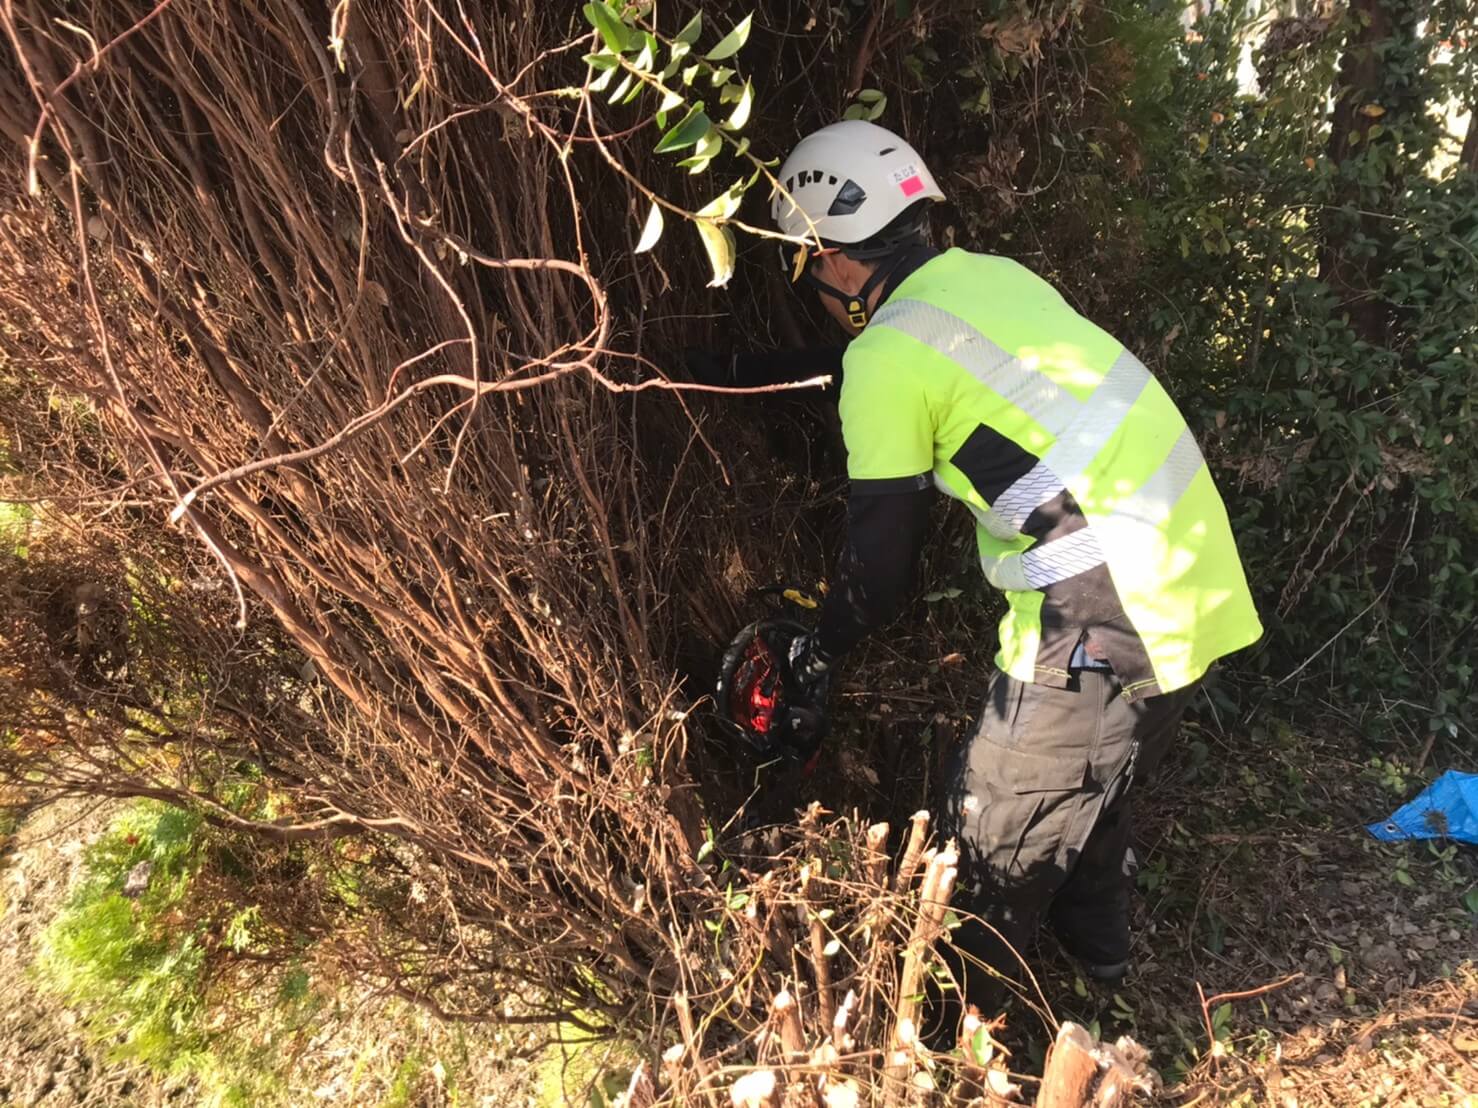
[[981, 528, 1106, 592], [1111, 427, 1206, 525], [987, 459, 1063, 536], [870, 299, 1077, 428], [976, 348, 1153, 538], [1035, 348, 1150, 482], [975, 350, 1148, 536]]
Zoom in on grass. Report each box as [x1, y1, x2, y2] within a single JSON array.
[[26, 798, 531, 1106]]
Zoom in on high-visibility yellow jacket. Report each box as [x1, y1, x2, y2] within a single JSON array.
[[838, 248, 1262, 699]]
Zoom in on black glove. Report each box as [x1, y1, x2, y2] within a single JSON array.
[[682, 348, 846, 392], [682, 348, 737, 387], [783, 633, 835, 760]]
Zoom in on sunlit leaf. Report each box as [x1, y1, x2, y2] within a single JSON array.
[[634, 201, 663, 253], [695, 219, 736, 287], [681, 126, 723, 173], [723, 80, 753, 129], [697, 180, 744, 220], [590, 62, 618, 93], [582, 1, 631, 53], [630, 39, 655, 74], [607, 71, 634, 103], [705, 13, 752, 61]]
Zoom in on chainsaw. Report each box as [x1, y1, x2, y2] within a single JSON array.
[[715, 616, 829, 772]]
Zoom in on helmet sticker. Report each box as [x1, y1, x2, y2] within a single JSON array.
[[891, 163, 924, 197]]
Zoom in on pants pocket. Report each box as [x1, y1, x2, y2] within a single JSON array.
[[966, 734, 1091, 881]]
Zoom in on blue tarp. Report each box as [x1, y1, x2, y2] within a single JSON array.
[[1367, 770, 1478, 845]]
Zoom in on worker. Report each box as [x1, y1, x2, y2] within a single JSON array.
[[755, 120, 1263, 995]]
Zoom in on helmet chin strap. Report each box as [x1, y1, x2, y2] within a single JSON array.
[[803, 248, 908, 329]]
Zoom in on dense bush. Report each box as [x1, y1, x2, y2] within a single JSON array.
[[930, 0, 1478, 745]]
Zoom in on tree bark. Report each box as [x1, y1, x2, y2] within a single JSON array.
[[1318, 0, 1434, 343], [1462, 110, 1478, 173]]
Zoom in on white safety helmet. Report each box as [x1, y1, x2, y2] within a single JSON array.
[[771, 120, 944, 247]]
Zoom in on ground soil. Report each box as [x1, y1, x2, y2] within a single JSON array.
[[3, 709, 1474, 1105], [0, 798, 178, 1107]]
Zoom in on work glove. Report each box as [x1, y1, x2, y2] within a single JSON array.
[[783, 633, 835, 761], [682, 348, 846, 392], [681, 348, 738, 387]]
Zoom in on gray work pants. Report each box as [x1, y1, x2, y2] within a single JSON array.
[[941, 669, 1199, 993]]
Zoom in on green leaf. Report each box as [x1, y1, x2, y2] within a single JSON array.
[[709, 65, 736, 87], [1211, 1003, 1232, 1038], [970, 1026, 992, 1062], [696, 219, 736, 287], [696, 838, 715, 863], [675, 12, 702, 45], [657, 88, 685, 112], [660, 41, 690, 79], [618, 74, 644, 105], [583, 52, 619, 71], [582, 2, 631, 53], [681, 63, 701, 86], [679, 126, 722, 173], [723, 80, 753, 130], [705, 15, 752, 61], [1462, 888, 1478, 915], [842, 103, 867, 121], [590, 61, 619, 93], [654, 105, 711, 153], [630, 39, 655, 74], [634, 201, 663, 254], [607, 72, 635, 103], [697, 180, 744, 220], [856, 88, 885, 104]]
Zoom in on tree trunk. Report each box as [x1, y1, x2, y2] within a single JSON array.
[[1318, 0, 1430, 342]]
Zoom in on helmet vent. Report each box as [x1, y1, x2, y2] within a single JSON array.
[[827, 179, 867, 217], [878, 147, 897, 155]]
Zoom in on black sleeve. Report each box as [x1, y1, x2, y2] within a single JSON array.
[[731, 346, 845, 391], [815, 479, 932, 660]]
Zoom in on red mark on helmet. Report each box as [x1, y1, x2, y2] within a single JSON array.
[[899, 175, 924, 197]]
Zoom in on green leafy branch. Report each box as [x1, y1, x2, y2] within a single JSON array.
[[579, 4, 812, 286]]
